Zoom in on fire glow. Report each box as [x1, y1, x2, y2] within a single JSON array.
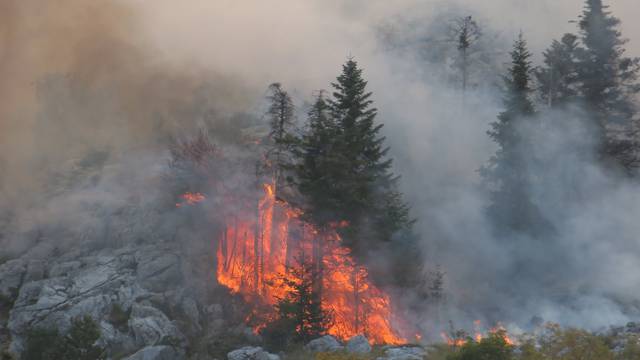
[[441, 321, 515, 347], [213, 183, 407, 344], [175, 192, 206, 207]]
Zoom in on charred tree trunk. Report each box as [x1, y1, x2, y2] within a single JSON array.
[[221, 224, 228, 269], [312, 231, 324, 305], [240, 230, 247, 290], [353, 267, 360, 334], [254, 202, 261, 294]]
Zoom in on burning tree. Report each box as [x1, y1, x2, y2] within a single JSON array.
[[262, 255, 333, 350], [167, 129, 224, 199], [169, 61, 421, 345]]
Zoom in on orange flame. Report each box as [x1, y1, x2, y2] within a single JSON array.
[[176, 192, 206, 207], [442, 321, 515, 347], [216, 183, 406, 344]]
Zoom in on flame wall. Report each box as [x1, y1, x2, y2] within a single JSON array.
[[216, 184, 406, 344]]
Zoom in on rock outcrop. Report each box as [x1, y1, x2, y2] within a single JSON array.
[[2, 242, 215, 357], [305, 335, 344, 352], [227, 346, 280, 360], [346, 334, 371, 353], [377, 346, 428, 360]]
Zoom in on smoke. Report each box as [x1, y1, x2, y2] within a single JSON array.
[[2, 0, 640, 338]]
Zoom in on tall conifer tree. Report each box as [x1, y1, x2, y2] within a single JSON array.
[[266, 83, 296, 190], [536, 34, 581, 108], [482, 33, 548, 235], [326, 59, 412, 254], [576, 0, 640, 169]]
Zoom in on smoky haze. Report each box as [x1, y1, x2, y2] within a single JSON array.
[[1, 0, 640, 337]]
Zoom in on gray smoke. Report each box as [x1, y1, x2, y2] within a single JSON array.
[[2, 0, 640, 339]]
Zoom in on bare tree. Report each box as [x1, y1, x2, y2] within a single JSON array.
[[450, 16, 482, 92]]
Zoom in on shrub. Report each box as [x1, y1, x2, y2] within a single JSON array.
[[620, 336, 640, 360], [539, 325, 613, 360], [22, 328, 64, 360], [22, 315, 104, 360], [447, 331, 514, 360], [109, 303, 130, 332]]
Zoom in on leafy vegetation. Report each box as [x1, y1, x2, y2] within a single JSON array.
[[22, 316, 104, 360], [261, 256, 332, 351]]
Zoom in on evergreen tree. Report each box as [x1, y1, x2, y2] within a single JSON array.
[[266, 83, 297, 190], [293, 92, 341, 227], [536, 33, 581, 108], [262, 256, 332, 350], [291, 59, 422, 288], [481, 33, 548, 236], [576, 0, 640, 169], [326, 58, 412, 254]]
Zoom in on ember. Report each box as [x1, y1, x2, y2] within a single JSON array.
[[176, 192, 206, 207], [216, 183, 406, 344]]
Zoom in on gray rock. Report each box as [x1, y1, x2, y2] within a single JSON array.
[[24, 260, 46, 283], [5, 244, 195, 357], [377, 346, 427, 360], [346, 334, 371, 353], [49, 260, 82, 278], [128, 304, 183, 347], [0, 259, 27, 300], [227, 346, 280, 360], [136, 252, 181, 292], [305, 335, 344, 352], [123, 345, 184, 360], [181, 296, 201, 331]]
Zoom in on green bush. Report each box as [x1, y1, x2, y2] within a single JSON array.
[[619, 336, 640, 360], [447, 331, 514, 360], [108, 303, 130, 332], [22, 315, 104, 360], [539, 325, 613, 360]]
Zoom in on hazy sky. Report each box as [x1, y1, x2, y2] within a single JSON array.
[[131, 0, 639, 95], [2, 0, 640, 331]]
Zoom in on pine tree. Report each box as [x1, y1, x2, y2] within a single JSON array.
[[262, 256, 332, 349], [266, 83, 296, 190], [576, 0, 640, 169], [326, 58, 412, 254], [293, 92, 341, 227], [536, 33, 581, 108], [481, 33, 548, 236]]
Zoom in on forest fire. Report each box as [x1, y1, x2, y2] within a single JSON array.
[[213, 183, 407, 345], [441, 321, 515, 347]]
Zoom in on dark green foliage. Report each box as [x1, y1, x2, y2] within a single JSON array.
[[576, 0, 640, 169], [22, 328, 64, 360], [447, 331, 514, 360], [536, 34, 581, 108], [292, 92, 341, 226], [539, 325, 613, 360], [61, 316, 104, 360], [262, 256, 332, 350], [266, 83, 297, 191], [481, 33, 550, 237], [109, 303, 130, 332], [22, 316, 104, 360], [291, 59, 422, 288], [326, 58, 413, 254]]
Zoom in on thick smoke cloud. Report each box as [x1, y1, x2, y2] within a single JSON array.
[[1, 0, 640, 337]]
